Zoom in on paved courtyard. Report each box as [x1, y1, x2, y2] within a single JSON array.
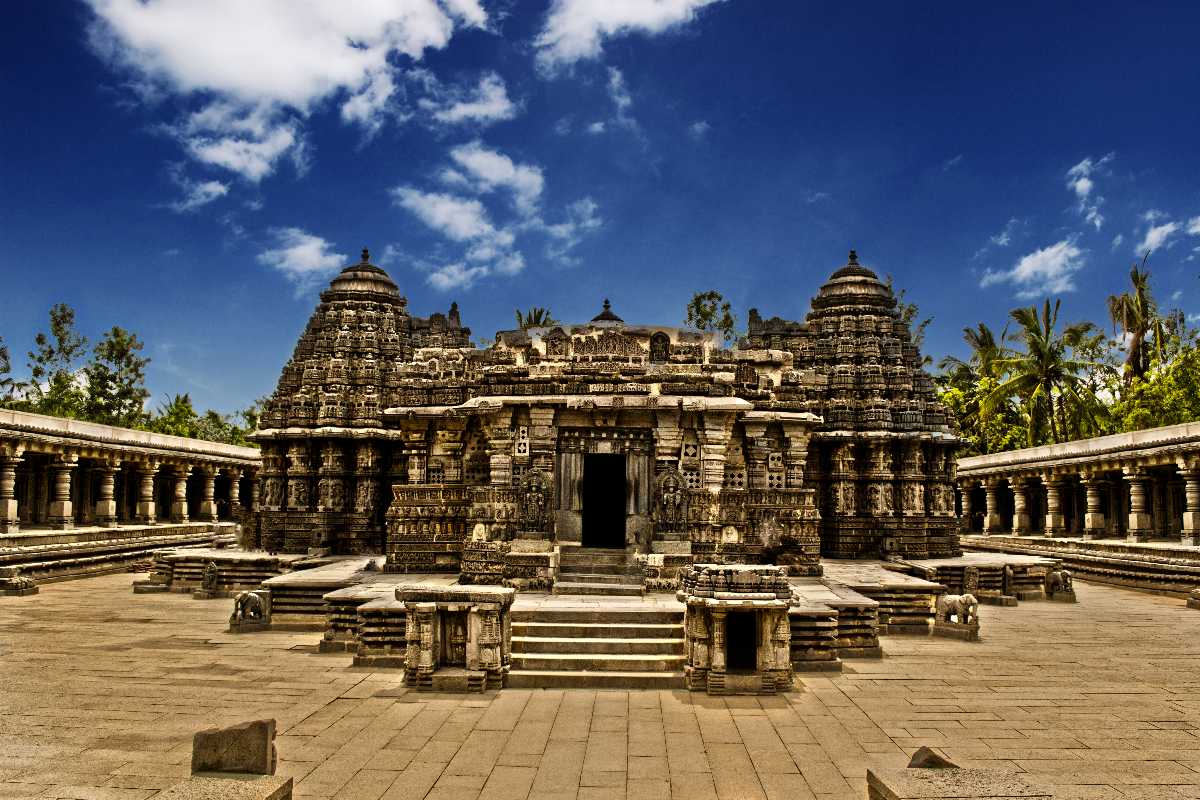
[[2, 576, 1200, 799]]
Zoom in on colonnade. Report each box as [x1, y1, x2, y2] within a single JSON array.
[[957, 453, 1200, 546], [0, 409, 261, 534]]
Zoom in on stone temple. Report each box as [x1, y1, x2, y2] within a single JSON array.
[[249, 248, 961, 587]]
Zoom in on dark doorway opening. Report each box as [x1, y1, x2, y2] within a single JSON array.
[[725, 611, 758, 672], [582, 453, 626, 548]]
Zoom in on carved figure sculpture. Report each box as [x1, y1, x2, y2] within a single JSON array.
[[1045, 569, 1072, 595], [654, 468, 688, 531], [936, 593, 979, 626], [519, 470, 549, 531], [202, 561, 219, 592]]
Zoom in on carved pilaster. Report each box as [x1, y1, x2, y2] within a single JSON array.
[[1081, 474, 1108, 540], [1043, 476, 1065, 537], [1010, 478, 1031, 535], [983, 478, 1004, 534], [197, 466, 217, 522], [225, 468, 242, 517], [1181, 462, 1200, 546]]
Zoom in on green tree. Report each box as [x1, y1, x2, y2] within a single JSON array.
[[686, 290, 738, 343], [1106, 255, 1169, 384], [149, 393, 200, 438], [985, 299, 1098, 445], [515, 307, 559, 329], [1111, 343, 1200, 431], [886, 275, 933, 356], [0, 335, 12, 403], [25, 303, 88, 418], [936, 323, 1020, 454], [83, 326, 150, 428]]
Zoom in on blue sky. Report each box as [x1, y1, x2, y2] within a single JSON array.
[[2, 1, 1198, 414]]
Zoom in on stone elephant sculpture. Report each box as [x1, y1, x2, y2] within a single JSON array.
[[936, 593, 979, 626], [1044, 569, 1072, 595], [230, 590, 268, 624]]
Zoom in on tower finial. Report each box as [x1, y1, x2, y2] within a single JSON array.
[[603, 298, 611, 311], [848, 249, 858, 264], [361, 247, 370, 263]]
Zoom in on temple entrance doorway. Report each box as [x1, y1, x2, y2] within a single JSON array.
[[582, 453, 626, 548]]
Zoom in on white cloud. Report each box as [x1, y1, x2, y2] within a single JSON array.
[[805, 191, 830, 204], [392, 187, 499, 242], [941, 154, 964, 172], [1171, 289, 1183, 302], [990, 217, 1019, 247], [981, 239, 1085, 298], [256, 227, 347, 292], [543, 197, 603, 265], [1136, 220, 1180, 254], [688, 120, 710, 140], [169, 178, 229, 212], [418, 71, 517, 126], [535, 0, 726, 71], [1065, 153, 1113, 230], [1187, 216, 1200, 235], [1111, 233, 1124, 250], [586, 121, 606, 134], [448, 141, 545, 216], [427, 262, 491, 291], [87, 0, 488, 181]]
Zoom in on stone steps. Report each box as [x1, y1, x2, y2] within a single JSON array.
[[558, 562, 640, 576], [511, 636, 684, 655], [512, 621, 680, 638], [512, 652, 687, 672], [555, 571, 641, 585], [508, 605, 685, 688], [506, 669, 684, 690], [552, 581, 643, 596]]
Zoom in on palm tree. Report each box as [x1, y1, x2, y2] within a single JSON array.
[[1106, 254, 1167, 384], [937, 323, 1009, 453], [985, 299, 1097, 445], [515, 307, 558, 329]]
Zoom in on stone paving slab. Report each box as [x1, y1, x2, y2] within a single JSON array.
[[821, 560, 944, 590], [3, 574, 1200, 798]]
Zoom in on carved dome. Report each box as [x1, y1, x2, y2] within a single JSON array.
[[809, 250, 897, 317], [323, 248, 402, 301]]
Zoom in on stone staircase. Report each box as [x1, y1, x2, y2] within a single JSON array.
[[508, 606, 686, 689], [553, 546, 643, 596]]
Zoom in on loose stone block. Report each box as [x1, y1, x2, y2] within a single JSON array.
[[866, 767, 1052, 799], [154, 774, 292, 800], [191, 719, 277, 776]]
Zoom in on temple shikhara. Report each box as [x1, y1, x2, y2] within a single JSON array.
[[248, 249, 961, 586]]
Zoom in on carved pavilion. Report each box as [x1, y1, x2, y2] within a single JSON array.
[[250, 249, 960, 581]]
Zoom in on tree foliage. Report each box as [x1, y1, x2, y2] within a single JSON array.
[[686, 290, 738, 343], [83, 326, 150, 428], [515, 307, 558, 329], [23, 303, 89, 418], [2, 304, 260, 446], [938, 256, 1199, 452]]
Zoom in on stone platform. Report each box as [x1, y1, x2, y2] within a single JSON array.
[[4, 572, 1199, 798], [0, 521, 237, 585], [964, 533, 1200, 597], [819, 560, 944, 634], [135, 547, 320, 597], [889, 552, 1059, 602]]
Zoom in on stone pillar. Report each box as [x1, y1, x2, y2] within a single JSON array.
[[48, 454, 77, 530], [1125, 467, 1152, 542], [1181, 467, 1200, 547], [136, 462, 158, 523], [1082, 475, 1107, 540], [710, 607, 727, 673], [1043, 476, 1065, 537], [0, 446, 23, 533], [1011, 479, 1031, 535], [226, 468, 242, 517], [958, 481, 974, 532], [171, 465, 190, 523], [94, 460, 118, 528], [248, 471, 260, 513], [782, 423, 810, 489], [197, 467, 217, 521], [983, 479, 1004, 534]]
